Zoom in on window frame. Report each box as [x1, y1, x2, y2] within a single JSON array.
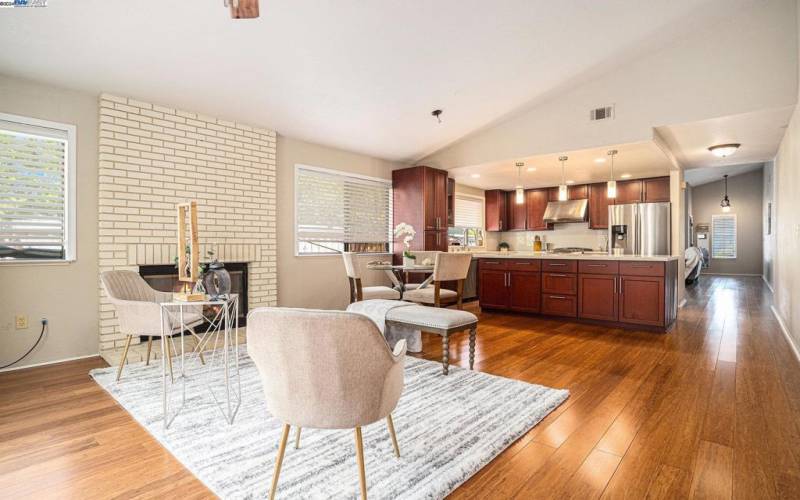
[[0, 112, 77, 265], [293, 163, 393, 257], [711, 213, 737, 260]]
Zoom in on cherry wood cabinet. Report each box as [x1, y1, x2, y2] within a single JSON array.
[[578, 274, 618, 321], [619, 275, 665, 326], [643, 177, 670, 203], [478, 269, 510, 309], [479, 259, 541, 313], [485, 190, 508, 232], [615, 179, 643, 203], [568, 184, 588, 200], [423, 167, 448, 231], [542, 273, 577, 295], [541, 293, 577, 317], [509, 271, 541, 313], [588, 183, 612, 229], [507, 194, 527, 231], [392, 165, 449, 261], [447, 178, 455, 227], [525, 188, 551, 230], [424, 229, 448, 252]]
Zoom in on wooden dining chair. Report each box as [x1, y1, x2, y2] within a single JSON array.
[[401, 253, 472, 308], [342, 252, 400, 303]]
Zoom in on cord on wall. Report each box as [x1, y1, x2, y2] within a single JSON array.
[[0, 319, 48, 370]]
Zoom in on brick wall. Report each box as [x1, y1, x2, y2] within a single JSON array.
[[97, 94, 277, 353]]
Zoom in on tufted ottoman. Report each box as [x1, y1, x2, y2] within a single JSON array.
[[385, 305, 478, 375]]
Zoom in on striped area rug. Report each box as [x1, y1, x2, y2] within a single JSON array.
[[90, 351, 568, 499]]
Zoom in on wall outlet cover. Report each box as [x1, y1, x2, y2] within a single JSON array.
[[15, 315, 28, 330]]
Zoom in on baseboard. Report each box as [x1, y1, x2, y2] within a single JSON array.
[[762, 275, 774, 293], [0, 353, 100, 374], [771, 305, 800, 364]]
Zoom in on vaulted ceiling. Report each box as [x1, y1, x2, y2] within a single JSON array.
[[0, 0, 778, 163]]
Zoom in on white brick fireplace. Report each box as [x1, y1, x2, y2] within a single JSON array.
[[97, 94, 277, 356]]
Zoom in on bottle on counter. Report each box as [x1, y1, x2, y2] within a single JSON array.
[[533, 235, 542, 252]]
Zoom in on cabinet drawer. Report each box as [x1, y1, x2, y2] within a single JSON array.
[[541, 260, 577, 273], [579, 260, 619, 275], [506, 259, 541, 271], [542, 273, 578, 295], [620, 261, 665, 277], [479, 259, 508, 271], [541, 294, 577, 317]]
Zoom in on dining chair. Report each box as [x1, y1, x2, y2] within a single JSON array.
[[401, 253, 472, 308], [402, 250, 440, 290], [342, 252, 400, 303], [247, 307, 406, 500], [100, 270, 206, 381]]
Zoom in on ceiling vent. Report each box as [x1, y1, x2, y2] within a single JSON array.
[[590, 105, 615, 121]]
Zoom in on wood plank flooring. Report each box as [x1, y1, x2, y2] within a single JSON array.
[[1, 275, 798, 499]]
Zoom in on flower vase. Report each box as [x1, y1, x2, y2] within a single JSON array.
[[403, 255, 415, 267]]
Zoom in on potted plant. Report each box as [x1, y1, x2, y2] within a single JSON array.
[[498, 241, 510, 253], [394, 223, 417, 266]]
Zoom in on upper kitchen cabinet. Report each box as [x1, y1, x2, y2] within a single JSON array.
[[392, 165, 449, 256], [507, 193, 527, 231], [588, 183, 612, 229], [525, 188, 551, 230], [485, 189, 508, 231], [615, 179, 643, 203], [643, 177, 670, 202], [548, 185, 587, 201]]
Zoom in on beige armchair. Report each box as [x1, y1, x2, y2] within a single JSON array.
[[342, 252, 400, 303], [402, 253, 472, 308], [247, 307, 406, 500], [100, 270, 206, 381]]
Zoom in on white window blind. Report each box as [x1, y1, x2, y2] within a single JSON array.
[[711, 214, 737, 259], [295, 165, 392, 255], [0, 114, 74, 261], [454, 195, 484, 228]]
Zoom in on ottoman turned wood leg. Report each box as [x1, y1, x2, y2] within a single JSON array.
[[442, 333, 450, 375], [469, 326, 476, 370]]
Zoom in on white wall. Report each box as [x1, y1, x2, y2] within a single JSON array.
[[0, 74, 99, 369], [421, 0, 797, 170], [276, 136, 408, 310]]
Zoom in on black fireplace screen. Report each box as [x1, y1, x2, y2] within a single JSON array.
[[138, 263, 248, 329]]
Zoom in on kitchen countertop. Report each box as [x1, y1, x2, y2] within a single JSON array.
[[467, 251, 679, 262]]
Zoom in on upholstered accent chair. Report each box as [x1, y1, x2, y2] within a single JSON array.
[[100, 270, 206, 381], [402, 253, 472, 308], [342, 252, 400, 303], [402, 250, 440, 290], [247, 307, 406, 500]]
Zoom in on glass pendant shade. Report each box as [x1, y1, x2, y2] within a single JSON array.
[[558, 184, 568, 201], [720, 175, 731, 212], [515, 186, 524, 204], [607, 180, 617, 198], [722, 204, 731, 213]]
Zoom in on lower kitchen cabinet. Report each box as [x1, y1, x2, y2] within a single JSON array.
[[478, 269, 509, 309], [509, 271, 541, 313], [619, 275, 665, 326], [541, 293, 577, 317], [578, 274, 618, 321]]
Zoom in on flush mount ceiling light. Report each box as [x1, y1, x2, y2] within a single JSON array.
[[594, 158, 606, 164], [431, 109, 443, 124], [558, 155, 569, 201], [606, 149, 618, 198], [514, 162, 525, 204], [224, 0, 259, 18], [470, 173, 480, 178], [620, 173, 632, 179], [566, 180, 575, 184], [527, 167, 536, 172], [708, 143, 740, 158], [720, 174, 732, 212]]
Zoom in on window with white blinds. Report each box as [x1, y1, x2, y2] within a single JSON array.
[[0, 113, 76, 262], [711, 214, 737, 259], [454, 195, 484, 228], [295, 165, 392, 255]]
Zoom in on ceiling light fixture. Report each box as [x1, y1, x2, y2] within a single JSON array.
[[431, 109, 443, 124], [470, 173, 480, 179], [594, 158, 606, 164], [620, 173, 631, 179], [527, 167, 536, 172], [224, 0, 260, 19], [708, 143, 740, 158], [558, 155, 569, 201], [515, 162, 525, 204], [720, 174, 732, 212], [606, 149, 618, 199]]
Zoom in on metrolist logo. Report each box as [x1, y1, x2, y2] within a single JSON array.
[[0, 0, 48, 7]]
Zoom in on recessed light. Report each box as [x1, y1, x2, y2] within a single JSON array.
[[470, 173, 480, 178], [708, 143, 740, 158], [594, 158, 606, 164], [527, 167, 536, 172], [620, 173, 631, 179], [566, 180, 575, 184]]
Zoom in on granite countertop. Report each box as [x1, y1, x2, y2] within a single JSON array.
[[468, 251, 679, 262]]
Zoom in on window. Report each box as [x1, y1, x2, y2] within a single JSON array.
[[711, 214, 736, 259], [295, 164, 392, 255], [448, 194, 485, 247], [0, 113, 76, 262]]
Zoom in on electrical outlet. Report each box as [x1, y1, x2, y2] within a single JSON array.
[[15, 315, 28, 330]]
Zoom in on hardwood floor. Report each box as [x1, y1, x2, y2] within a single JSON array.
[[1, 276, 798, 498]]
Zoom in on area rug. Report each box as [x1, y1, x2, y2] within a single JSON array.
[[90, 352, 568, 499]]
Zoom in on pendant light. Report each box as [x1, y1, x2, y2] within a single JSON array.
[[720, 174, 732, 212], [607, 149, 618, 198], [514, 162, 524, 204], [558, 155, 568, 201]]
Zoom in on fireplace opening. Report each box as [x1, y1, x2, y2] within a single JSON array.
[[138, 263, 248, 336]]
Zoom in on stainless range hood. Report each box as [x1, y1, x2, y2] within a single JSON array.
[[542, 199, 588, 224]]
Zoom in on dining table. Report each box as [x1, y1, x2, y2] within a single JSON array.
[[366, 261, 435, 298]]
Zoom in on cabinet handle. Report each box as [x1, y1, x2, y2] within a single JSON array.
[[549, 273, 568, 277], [549, 295, 567, 300], [613, 276, 617, 294], [508, 272, 512, 287], [586, 264, 606, 267], [548, 263, 567, 267], [515, 262, 531, 265], [485, 261, 500, 265], [630, 264, 652, 268]]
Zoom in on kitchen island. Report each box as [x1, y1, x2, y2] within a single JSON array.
[[473, 252, 679, 331]]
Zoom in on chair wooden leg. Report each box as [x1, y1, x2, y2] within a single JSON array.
[[386, 414, 400, 458], [115, 335, 133, 382], [295, 427, 302, 449], [165, 336, 174, 383], [354, 427, 367, 499], [269, 424, 291, 500], [442, 333, 450, 375], [145, 336, 153, 366], [469, 326, 476, 370]]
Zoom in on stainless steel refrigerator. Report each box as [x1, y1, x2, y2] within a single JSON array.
[[608, 202, 671, 256]]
